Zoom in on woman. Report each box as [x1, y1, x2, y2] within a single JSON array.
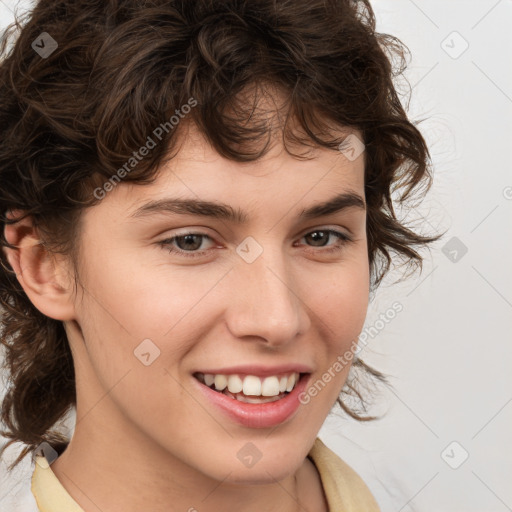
[[0, 0, 440, 510]]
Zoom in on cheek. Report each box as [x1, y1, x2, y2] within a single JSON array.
[[72, 250, 230, 406], [308, 257, 369, 349], [302, 261, 369, 410], [77, 246, 227, 342]]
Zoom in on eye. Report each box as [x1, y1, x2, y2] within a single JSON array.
[[158, 228, 353, 260], [159, 232, 215, 259], [296, 229, 353, 254]]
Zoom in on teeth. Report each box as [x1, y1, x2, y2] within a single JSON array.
[[197, 372, 301, 397], [227, 375, 243, 394], [286, 373, 297, 392], [242, 375, 261, 396], [222, 388, 284, 403], [234, 393, 282, 404], [214, 374, 228, 391], [261, 376, 280, 396]]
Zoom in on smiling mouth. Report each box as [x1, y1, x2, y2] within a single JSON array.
[[193, 372, 306, 404]]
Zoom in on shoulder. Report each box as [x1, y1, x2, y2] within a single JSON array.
[[307, 437, 381, 512]]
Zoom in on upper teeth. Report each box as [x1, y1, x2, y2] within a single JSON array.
[[197, 372, 300, 397]]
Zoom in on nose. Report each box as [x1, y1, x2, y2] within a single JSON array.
[[224, 245, 311, 348]]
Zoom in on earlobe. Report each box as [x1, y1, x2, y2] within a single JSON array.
[[3, 210, 76, 321]]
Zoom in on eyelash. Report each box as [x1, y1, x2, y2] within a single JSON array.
[[158, 229, 353, 259]]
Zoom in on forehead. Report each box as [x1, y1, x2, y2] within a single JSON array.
[[169, 81, 364, 177], [88, 108, 366, 230], [124, 122, 365, 213]]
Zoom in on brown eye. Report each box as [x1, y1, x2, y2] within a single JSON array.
[[174, 234, 205, 251], [301, 229, 352, 250], [304, 230, 332, 247], [159, 232, 215, 259]]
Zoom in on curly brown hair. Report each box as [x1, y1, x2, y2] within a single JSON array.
[[0, 0, 441, 469]]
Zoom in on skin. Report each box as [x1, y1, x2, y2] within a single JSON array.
[[4, 119, 369, 512]]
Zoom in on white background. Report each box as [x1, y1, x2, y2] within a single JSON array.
[[0, 1, 511, 511]]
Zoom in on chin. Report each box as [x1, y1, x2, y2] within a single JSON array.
[[222, 464, 296, 486]]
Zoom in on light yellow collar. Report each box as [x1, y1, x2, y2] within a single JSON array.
[[31, 456, 85, 512]]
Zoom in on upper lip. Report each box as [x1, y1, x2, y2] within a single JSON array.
[[193, 364, 313, 377]]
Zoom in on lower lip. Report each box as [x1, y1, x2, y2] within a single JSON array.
[[192, 374, 311, 429]]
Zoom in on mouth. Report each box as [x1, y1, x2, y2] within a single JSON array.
[[193, 371, 306, 404]]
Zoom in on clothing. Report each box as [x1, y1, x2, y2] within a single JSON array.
[[307, 437, 380, 511], [2, 437, 380, 511]]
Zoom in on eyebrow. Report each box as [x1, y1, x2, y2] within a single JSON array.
[[129, 191, 366, 222]]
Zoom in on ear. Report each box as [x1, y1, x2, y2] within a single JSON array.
[[3, 209, 76, 321]]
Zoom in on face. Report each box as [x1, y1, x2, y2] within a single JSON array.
[[65, 121, 369, 484]]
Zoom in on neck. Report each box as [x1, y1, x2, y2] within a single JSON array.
[[50, 407, 311, 512]]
